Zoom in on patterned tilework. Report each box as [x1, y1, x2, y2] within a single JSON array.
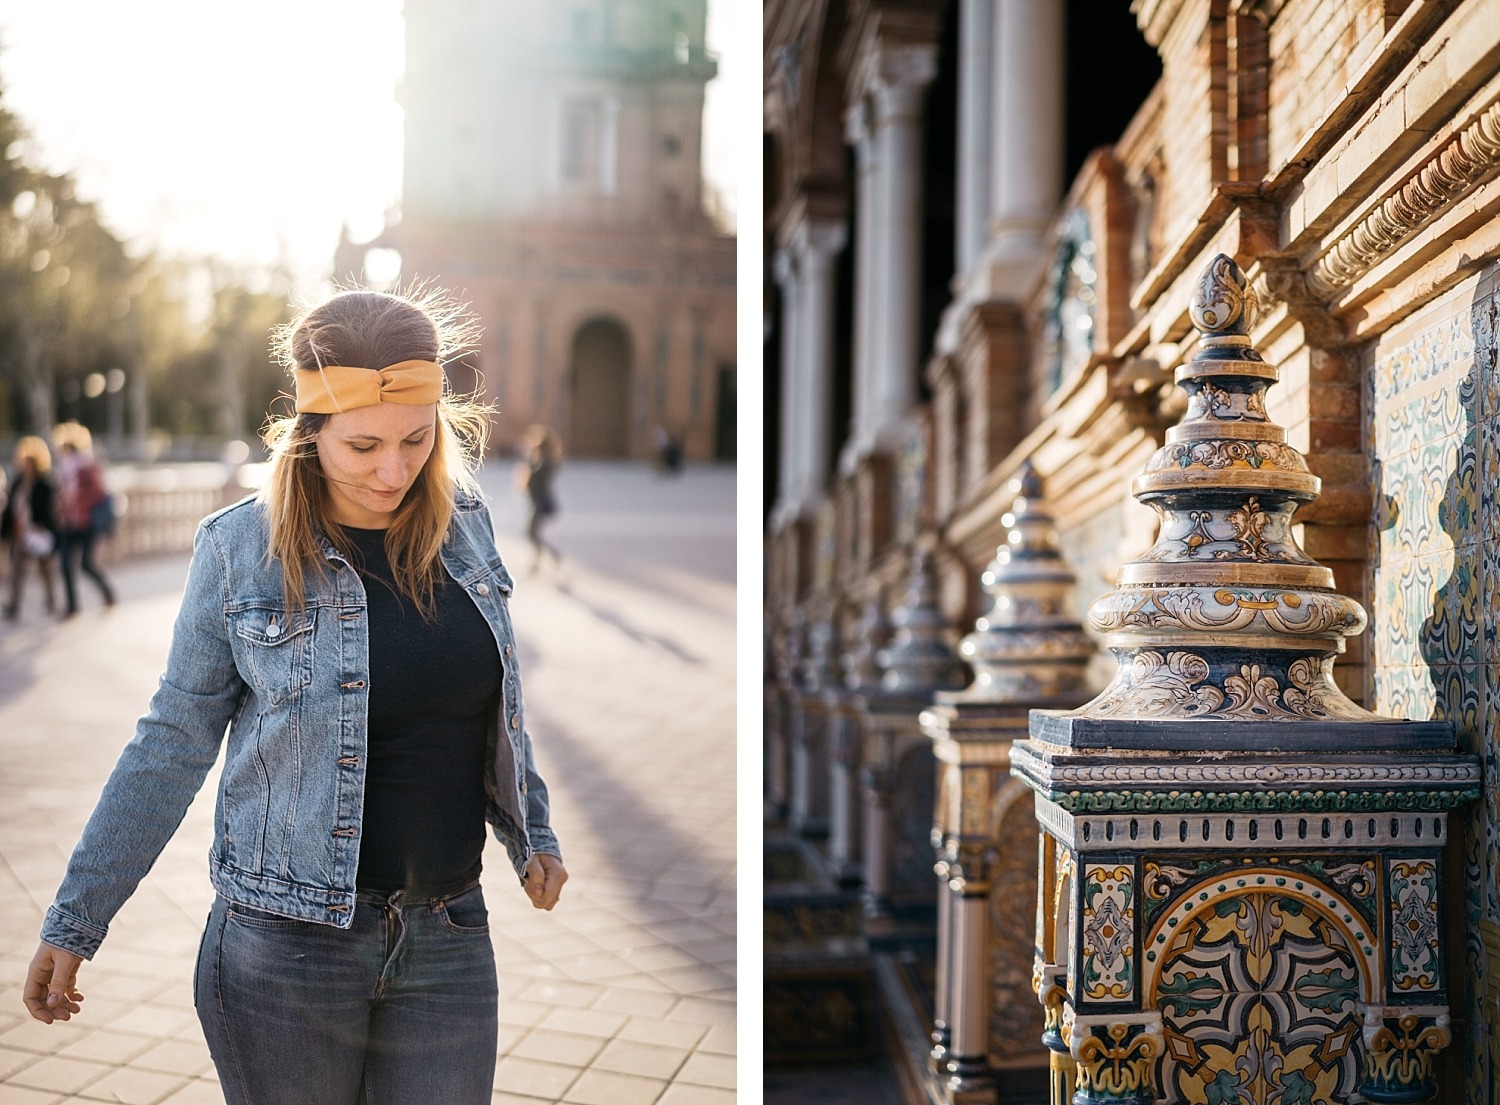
[[1080, 862, 1136, 1003], [1152, 890, 1364, 1104], [1368, 274, 1500, 1105]]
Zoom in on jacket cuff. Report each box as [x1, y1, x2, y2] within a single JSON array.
[[527, 826, 562, 862], [40, 906, 107, 961]]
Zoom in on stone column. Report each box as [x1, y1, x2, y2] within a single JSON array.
[[955, 0, 995, 280], [861, 44, 937, 460], [771, 247, 802, 524], [944, 850, 995, 1102], [792, 220, 847, 508], [981, 0, 1064, 297], [842, 101, 877, 475], [931, 868, 954, 1071]]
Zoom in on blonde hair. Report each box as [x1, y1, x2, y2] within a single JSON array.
[[258, 287, 491, 618], [52, 421, 93, 455], [14, 436, 52, 475]]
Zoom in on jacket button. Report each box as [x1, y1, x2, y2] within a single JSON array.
[[476, 583, 490, 597], [504, 644, 513, 658], [509, 716, 519, 730]]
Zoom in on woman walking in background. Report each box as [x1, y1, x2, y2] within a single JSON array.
[[52, 421, 115, 617], [520, 423, 563, 575], [1, 435, 60, 620], [24, 288, 567, 1105]]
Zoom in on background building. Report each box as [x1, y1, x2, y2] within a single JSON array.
[[765, 1, 1500, 1101], [340, 0, 737, 460]]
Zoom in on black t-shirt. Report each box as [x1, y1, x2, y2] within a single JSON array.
[[343, 526, 502, 897]]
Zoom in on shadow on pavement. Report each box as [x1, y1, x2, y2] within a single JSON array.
[[552, 581, 704, 665]]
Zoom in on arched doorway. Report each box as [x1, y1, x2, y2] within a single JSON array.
[[568, 318, 632, 458]]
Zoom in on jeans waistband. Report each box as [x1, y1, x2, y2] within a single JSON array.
[[354, 879, 482, 910]]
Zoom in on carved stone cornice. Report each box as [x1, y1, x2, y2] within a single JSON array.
[[1307, 96, 1500, 300]]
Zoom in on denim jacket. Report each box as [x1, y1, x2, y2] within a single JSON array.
[[41, 491, 560, 959]]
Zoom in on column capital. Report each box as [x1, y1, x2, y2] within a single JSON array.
[[772, 247, 797, 289], [1359, 1005, 1451, 1104], [867, 43, 938, 124], [843, 98, 872, 152], [792, 219, 847, 267], [1062, 1007, 1164, 1105]]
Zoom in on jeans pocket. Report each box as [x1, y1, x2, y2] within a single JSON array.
[[437, 885, 490, 934], [226, 901, 308, 929]]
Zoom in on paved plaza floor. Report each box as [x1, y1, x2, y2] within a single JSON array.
[[0, 461, 737, 1105]]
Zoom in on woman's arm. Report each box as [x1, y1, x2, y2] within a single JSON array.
[[36, 520, 245, 964]]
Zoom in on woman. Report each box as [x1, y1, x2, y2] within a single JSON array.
[[52, 421, 116, 616], [23, 289, 567, 1105], [520, 423, 563, 575], [1, 435, 60, 619]]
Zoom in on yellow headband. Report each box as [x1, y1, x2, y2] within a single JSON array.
[[294, 360, 444, 414]]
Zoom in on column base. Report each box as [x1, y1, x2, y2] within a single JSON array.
[[943, 1056, 998, 1105]]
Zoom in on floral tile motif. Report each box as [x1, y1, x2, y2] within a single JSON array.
[[1483, 541, 1500, 670], [1423, 554, 1483, 669], [1376, 309, 1476, 404], [1483, 661, 1500, 773], [1480, 418, 1500, 532], [1154, 889, 1364, 1105], [1376, 378, 1470, 462], [1401, 553, 1443, 663], [1476, 290, 1499, 421], [1080, 862, 1136, 1003], [1429, 664, 1483, 750], [1373, 664, 1431, 722], [1388, 858, 1442, 995]]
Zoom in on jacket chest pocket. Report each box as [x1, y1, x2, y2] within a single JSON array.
[[229, 607, 315, 706]]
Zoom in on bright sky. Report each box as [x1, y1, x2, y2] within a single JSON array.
[[0, 1, 747, 292]]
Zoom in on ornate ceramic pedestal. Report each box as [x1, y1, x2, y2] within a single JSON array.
[[856, 551, 965, 933], [824, 689, 865, 883], [788, 687, 833, 837], [918, 466, 1094, 1105], [1012, 257, 1480, 1105]]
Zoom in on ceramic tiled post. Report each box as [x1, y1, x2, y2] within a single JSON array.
[[789, 598, 839, 836], [1012, 256, 1481, 1105], [919, 464, 1094, 1104], [765, 612, 804, 823], [789, 508, 842, 838], [826, 593, 890, 883], [855, 549, 966, 931]]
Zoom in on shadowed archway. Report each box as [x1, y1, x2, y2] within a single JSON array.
[[568, 318, 632, 458]]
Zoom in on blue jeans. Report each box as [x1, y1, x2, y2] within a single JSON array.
[[56, 526, 114, 614], [195, 883, 499, 1105]]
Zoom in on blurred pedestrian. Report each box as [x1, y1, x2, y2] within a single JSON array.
[[519, 423, 563, 575], [652, 422, 684, 475], [52, 422, 116, 617], [25, 288, 567, 1105], [1, 436, 59, 620]]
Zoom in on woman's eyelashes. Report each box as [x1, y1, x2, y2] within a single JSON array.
[[348, 437, 428, 454]]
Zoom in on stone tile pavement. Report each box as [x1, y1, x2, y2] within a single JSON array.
[[0, 461, 737, 1105]]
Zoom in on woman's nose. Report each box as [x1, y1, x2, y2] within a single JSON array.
[[375, 454, 406, 487]]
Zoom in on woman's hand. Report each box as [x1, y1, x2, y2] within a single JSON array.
[[523, 853, 568, 911], [23, 943, 85, 1024]]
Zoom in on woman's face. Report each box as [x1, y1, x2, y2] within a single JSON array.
[[315, 402, 439, 529]]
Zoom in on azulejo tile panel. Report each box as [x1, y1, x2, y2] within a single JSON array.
[[1387, 857, 1442, 995], [1369, 276, 1498, 1105], [1080, 861, 1136, 1003], [1151, 888, 1364, 1105]]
